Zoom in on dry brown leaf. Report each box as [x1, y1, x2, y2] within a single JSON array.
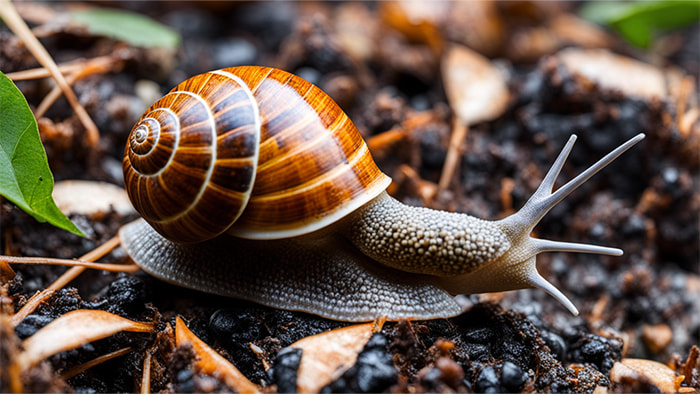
[[641, 324, 673, 354], [17, 309, 153, 371], [175, 316, 259, 394], [438, 44, 509, 193], [0, 260, 15, 282], [549, 14, 614, 49], [441, 43, 509, 125], [380, 0, 446, 55], [610, 358, 690, 393], [334, 2, 377, 62], [52, 180, 135, 217], [558, 48, 667, 100], [292, 318, 385, 393]]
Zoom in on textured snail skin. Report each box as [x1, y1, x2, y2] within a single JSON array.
[[119, 219, 462, 321], [121, 66, 645, 321]]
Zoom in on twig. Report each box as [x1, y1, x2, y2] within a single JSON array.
[[9, 288, 54, 327], [34, 72, 80, 119], [366, 129, 406, 156], [1, 255, 139, 273], [9, 235, 122, 327], [61, 346, 132, 380], [140, 351, 152, 394], [34, 56, 120, 119], [6, 54, 120, 81], [438, 119, 468, 193], [0, 0, 100, 148]]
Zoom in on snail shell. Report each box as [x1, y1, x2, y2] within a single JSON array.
[[121, 66, 645, 321], [123, 67, 390, 243]]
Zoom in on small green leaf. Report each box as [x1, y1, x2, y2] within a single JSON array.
[[0, 71, 84, 236], [70, 8, 180, 49], [580, 1, 700, 48]]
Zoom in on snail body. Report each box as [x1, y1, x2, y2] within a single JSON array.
[[121, 66, 644, 321]]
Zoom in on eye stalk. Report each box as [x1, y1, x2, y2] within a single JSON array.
[[494, 133, 646, 315], [431, 133, 645, 316]]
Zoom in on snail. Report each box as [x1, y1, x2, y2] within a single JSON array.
[[120, 66, 644, 321]]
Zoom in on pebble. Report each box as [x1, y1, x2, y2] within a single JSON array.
[[569, 333, 622, 374], [501, 361, 528, 391], [321, 333, 397, 393], [540, 330, 567, 361], [270, 347, 302, 394], [476, 364, 500, 393], [15, 313, 55, 339], [212, 38, 258, 69]]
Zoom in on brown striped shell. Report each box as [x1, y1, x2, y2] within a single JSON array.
[[123, 66, 391, 243]]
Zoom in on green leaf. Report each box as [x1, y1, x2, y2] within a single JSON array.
[[580, 1, 700, 48], [70, 8, 180, 49], [0, 71, 84, 236]]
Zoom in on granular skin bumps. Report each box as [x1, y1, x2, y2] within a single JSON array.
[[120, 219, 462, 321], [347, 193, 510, 276]]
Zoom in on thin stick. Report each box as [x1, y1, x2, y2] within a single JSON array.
[[35, 56, 120, 118], [0, 0, 100, 148], [1, 256, 139, 273], [438, 120, 468, 193], [10, 236, 122, 327], [61, 346, 133, 380], [35, 72, 79, 119], [50, 235, 123, 291], [140, 351, 152, 394], [5, 55, 118, 81], [9, 289, 54, 327], [366, 129, 406, 154], [79, 235, 122, 262]]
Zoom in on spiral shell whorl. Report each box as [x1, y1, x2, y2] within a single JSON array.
[[123, 71, 261, 243], [124, 66, 391, 243]]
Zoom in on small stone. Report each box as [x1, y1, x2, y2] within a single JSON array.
[[15, 314, 54, 339], [569, 333, 622, 374], [270, 347, 302, 394], [212, 38, 258, 69], [501, 361, 528, 391], [322, 333, 397, 393], [642, 324, 673, 353], [476, 365, 501, 393]]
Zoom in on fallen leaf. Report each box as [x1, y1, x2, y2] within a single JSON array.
[[292, 318, 385, 393], [52, 180, 135, 217], [438, 44, 509, 193], [18, 309, 153, 371], [641, 323, 673, 353], [441, 43, 509, 125], [610, 358, 687, 393], [557, 48, 667, 100], [175, 317, 259, 394]]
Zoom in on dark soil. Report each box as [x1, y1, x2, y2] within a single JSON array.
[[1, 2, 698, 393]]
